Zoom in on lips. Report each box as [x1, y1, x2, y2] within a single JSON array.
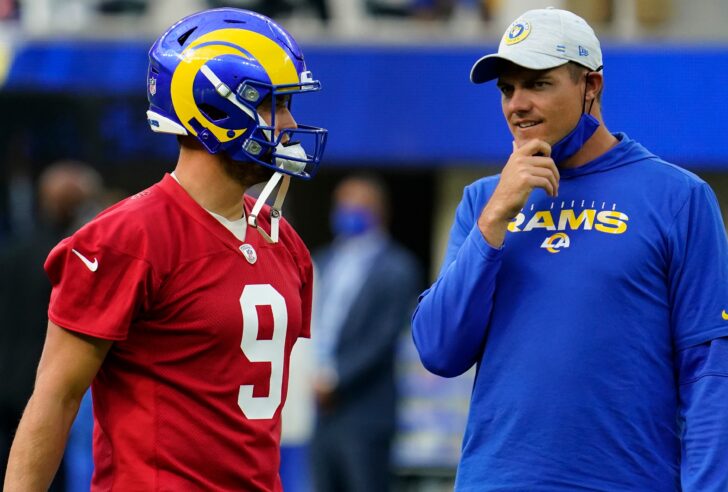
[[514, 120, 540, 129]]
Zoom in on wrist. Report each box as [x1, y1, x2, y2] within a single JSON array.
[[478, 206, 510, 248], [479, 204, 512, 231]]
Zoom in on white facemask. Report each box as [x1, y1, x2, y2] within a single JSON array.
[[275, 142, 307, 174]]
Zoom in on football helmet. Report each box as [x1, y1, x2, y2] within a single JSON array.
[[146, 8, 327, 180]]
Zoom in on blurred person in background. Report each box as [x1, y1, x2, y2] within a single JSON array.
[[0, 160, 104, 490], [278, 334, 315, 492], [411, 0, 493, 22], [4, 7, 327, 491], [413, 7, 728, 491], [310, 174, 421, 492], [0, 0, 19, 21], [206, 0, 330, 23]]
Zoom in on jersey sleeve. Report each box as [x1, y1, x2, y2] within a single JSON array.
[[45, 227, 157, 340], [412, 182, 504, 377], [286, 225, 313, 340], [668, 181, 728, 349]]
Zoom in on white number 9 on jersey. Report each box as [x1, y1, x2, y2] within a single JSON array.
[[238, 284, 288, 420]]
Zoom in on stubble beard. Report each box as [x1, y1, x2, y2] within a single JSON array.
[[222, 157, 276, 189]]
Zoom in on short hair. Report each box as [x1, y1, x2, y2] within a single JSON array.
[[39, 160, 103, 197], [335, 173, 391, 224]]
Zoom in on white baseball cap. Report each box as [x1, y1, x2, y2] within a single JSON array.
[[470, 7, 603, 84]]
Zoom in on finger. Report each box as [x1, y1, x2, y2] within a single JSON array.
[[527, 175, 556, 197], [528, 156, 557, 168], [528, 157, 560, 181], [515, 156, 560, 185], [535, 140, 552, 157], [529, 167, 559, 196], [518, 139, 551, 157], [512, 141, 517, 153]]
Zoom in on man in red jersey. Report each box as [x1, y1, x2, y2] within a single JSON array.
[[5, 8, 327, 491]]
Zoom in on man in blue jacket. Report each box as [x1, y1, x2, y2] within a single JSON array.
[[412, 7, 728, 491]]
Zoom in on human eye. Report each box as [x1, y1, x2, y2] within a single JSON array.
[[258, 95, 272, 111], [276, 95, 291, 109], [497, 83, 513, 97]]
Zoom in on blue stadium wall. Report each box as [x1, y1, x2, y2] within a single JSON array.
[[3, 41, 727, 168]]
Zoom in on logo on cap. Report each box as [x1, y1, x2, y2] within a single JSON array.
[[505, 20, 531, 45]]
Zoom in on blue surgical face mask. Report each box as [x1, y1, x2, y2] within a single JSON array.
[[331, 206, 376, 238], [550, 67, 603, 165], [550, 112, 600, 165]]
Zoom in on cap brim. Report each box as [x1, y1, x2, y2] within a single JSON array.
[[470, 53, 569, 84]]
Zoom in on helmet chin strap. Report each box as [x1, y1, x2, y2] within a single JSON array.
[[247, 145, 306, 243], [200, 64, 305, 243], [248, 171, 290, 244], [246, 116, 309, 243]]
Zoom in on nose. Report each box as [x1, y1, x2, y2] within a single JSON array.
[[276, 107, 298, 143], [505, 87, 532, 116]]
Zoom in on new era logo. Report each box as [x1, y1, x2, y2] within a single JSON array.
[[578, 45, 589, 57]]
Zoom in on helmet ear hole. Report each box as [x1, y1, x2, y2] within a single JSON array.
[[177, 27, 197, 46], [198, 103, 228, 122]]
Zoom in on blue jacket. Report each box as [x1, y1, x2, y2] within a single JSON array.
[[413, 134, 728, 491]]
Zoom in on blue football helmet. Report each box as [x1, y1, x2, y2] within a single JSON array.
[[146, 8, 327, 180]]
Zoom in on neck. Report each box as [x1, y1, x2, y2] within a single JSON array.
[[558, 111, 619, 169], [173, 145, 247, 221]]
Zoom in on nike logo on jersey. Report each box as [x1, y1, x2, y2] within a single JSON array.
[[722, 310, 728, 321], [71, 249, 99, 272]]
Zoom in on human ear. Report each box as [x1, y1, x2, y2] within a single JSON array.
[[585, 71, 603, 102]]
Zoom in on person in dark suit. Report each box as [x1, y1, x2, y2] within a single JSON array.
[[310, 174, 421, 492], [0, 160, 105, 490]]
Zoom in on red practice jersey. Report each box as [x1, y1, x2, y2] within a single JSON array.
[[45, 174, 313, 491]]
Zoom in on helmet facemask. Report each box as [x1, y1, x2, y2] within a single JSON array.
[[218, 73, 327, 180]]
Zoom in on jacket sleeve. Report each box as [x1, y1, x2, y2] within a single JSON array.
[[676, 337, 728, 491], [667, 181, 728, 349], [412, 183, 503, 377]]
